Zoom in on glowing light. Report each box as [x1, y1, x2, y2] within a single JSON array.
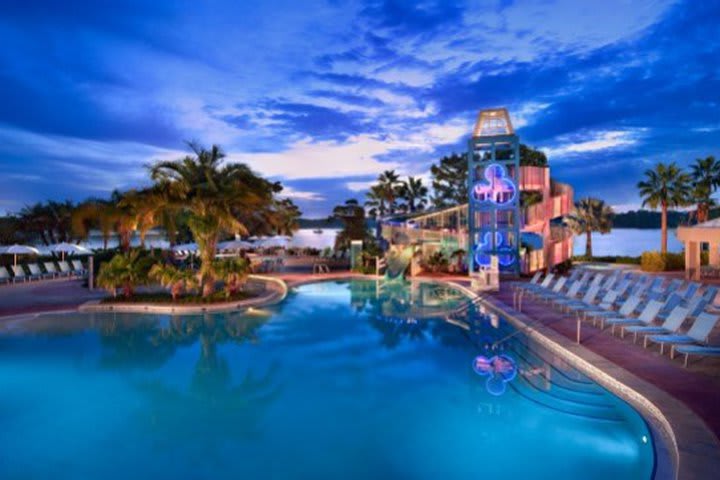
[[471, 163, 516, 206], [474, 232, 516, 267], [472, 354, 518, 396]]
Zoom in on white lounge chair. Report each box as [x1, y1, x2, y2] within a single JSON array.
[[0, 266, 11, 284], [674, 345, 720, 367], [44, 262, 62, 278], [587, 295, 642, 329], [11, 265, 28, 282], [624, 305, 690, 344], [58, 261, 73, 277], [646, 312, 720, 355], [71, 260, 86, 276], [27, 263, 51, 280], [604, 300, 664, 336]]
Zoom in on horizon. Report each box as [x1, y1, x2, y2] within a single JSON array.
[[1, 1, 718, 217]]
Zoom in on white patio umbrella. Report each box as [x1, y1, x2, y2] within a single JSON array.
[[49, 242, 92, 261], [172, 242, 198, 253], [256, 236, 291, 248], [2, 244, 41, 266], [217, 239, 254, 251]]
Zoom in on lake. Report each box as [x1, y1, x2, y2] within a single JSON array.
[[572, 228, 683, 257], [291, 228, 683, 258], [74, 227, 678, 258]]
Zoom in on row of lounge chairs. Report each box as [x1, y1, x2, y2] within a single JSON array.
[[0, 260, 86, 284], [513, 269, 720, 367]]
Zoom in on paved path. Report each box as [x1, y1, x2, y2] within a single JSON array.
[[491, 285, 720, 439], [0, 279, 106, 318]]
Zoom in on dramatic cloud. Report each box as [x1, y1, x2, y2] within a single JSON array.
[[0, 0, 717, 216]]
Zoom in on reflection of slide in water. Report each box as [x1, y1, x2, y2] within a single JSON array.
[[384, 245, 415, 281]]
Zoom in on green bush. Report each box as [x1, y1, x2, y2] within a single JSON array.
[[572, 255, 641, 265], [552, 259, 573, 275], [640, 251, 685, 272]]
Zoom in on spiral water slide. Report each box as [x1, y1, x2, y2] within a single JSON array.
[[384, 245, 415, 281]]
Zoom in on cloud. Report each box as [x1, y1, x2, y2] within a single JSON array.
[[281, 187, 326, 201], [543, 129, 643, 158], [0, 0, 716, 217]]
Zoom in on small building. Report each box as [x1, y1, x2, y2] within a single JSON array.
[[380, 108, 573, 275], [677, 219, 720, 280]]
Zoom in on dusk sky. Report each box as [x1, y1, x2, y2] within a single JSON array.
[[1, 0, 718, 217]]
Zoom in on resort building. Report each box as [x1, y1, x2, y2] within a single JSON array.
[[380, 108, 574, 275]]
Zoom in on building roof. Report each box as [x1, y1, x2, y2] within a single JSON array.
[[472, 108, 514, 137]]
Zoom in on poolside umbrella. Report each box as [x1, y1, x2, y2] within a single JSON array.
[[217, 239, 254, 251], [172, 242, 198, 254], [256, 236, 291, 248], [2, 244, 40, 266], [49, 242, 92, 261]]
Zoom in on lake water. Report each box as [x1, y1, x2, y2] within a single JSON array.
[[292, 228, 681, 258], [75, 227, 677, 258], [572, 228, 683, 257]]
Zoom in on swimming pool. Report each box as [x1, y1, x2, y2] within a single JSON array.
[[0, 279, 655, 479]]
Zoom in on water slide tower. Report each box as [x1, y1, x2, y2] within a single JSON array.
[[467, 108, 521, 276]]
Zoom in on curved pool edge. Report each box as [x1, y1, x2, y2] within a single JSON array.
[[445, 281, 720, 480], [75, 274, 289, 315]]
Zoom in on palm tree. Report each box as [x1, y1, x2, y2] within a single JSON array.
[[72, 191, 140, 251], [150, 142, 281, 297], [566, 197, 614, 258], [637, 162, 691, 254], [97, 250, 153, 298], [149, 263, 198, 301], [214, 257, 251, 298], [399, 176, 428, 212], [364, 185, 387, 218], [689, 156, 720, 223]]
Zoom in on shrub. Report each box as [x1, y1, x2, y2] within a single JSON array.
[[552, 259, 573, 275], [423, 251, 449, 273], [149, 263, 198, 301], [572, 255, 641, 265], [640, 251, 685, 272], [97, 250, 154, 298]]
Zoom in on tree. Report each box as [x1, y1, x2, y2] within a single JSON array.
[[18, 200, 75, 245], [398, 176, 428, 213], [72, 191, 140, 251], [365, 185, 387, 218], [97, 250, 153, 298], [332, 199, 370, 250], [519, 145, 548, 167], [214, 257, 251, 298], [689, 156, 720, 224], [149, 263, 198, 301], [430, 153, 467, 208], [637, 163, 691, 254], [149, 142, 286, 297], [566, 197, 614, 258]]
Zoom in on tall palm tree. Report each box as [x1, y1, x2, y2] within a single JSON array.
[[72, 191, 138, 251], [637, 162, 691, 254], [399, 176, 428, 213], [377, 170, 401, 215], [689, 156, 720, 223], [365, 184, 387, 218], [566, 197, 614, 258], [150, 142, 280, 297]]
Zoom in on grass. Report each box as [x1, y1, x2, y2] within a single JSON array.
[[101, 290, 256, 305]]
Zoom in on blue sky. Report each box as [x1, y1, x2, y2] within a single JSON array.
[[0, 0, 718, 217]]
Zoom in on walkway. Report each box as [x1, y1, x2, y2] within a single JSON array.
[[0, 279, 105, 318], [491, 285, 720, 439]]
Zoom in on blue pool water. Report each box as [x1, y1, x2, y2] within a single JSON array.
[[0, 280, 654, 479]]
